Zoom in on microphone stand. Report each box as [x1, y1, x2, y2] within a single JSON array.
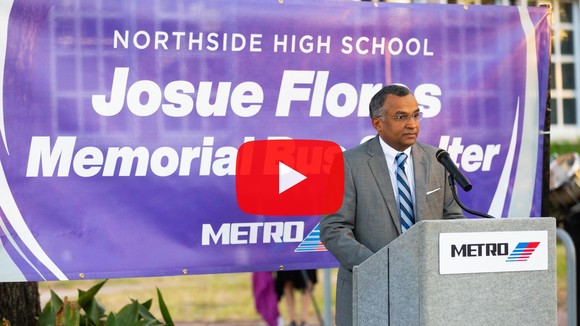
[[448, 175, 495, 219]]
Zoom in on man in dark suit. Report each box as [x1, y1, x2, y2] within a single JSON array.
[[320, 84, 464, 326]]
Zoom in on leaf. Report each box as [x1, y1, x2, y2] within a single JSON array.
[[78, 280, 107, 308], [157, 288, 175, 326], [135, 301, 158, 323], [56, 297, 80, 326], [75, 279, 107, 325], [49, 290, 64, 317], [115, 301, 140, 324], [105, 313, 117, 326], [38, 301, 56, 326], [38, 280, 171, 326], [141, 299, 152, 311], [83, 295, 106, 325], [78, 315, 91, 326], [62, 301, 80, 326], [126, 321, 152, 326]]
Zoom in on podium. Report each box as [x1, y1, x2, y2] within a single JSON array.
[[352, 218, 557, 326]]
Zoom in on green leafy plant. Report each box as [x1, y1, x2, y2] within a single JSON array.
[[38, 280, 174, 326]]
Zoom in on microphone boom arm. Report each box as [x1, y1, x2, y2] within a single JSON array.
[[448, 175, 495, 219]]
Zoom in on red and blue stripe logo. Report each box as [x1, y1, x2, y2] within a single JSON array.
[[295, 223, 327, 252], [506, 242, 540, 262]]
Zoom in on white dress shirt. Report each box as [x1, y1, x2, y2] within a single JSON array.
[[378, 137, 416, 210]]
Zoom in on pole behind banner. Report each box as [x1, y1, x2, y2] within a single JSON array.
[[540, 2, 552, 219]]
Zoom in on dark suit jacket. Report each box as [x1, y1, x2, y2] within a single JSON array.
[[320, 135, 464, 326]]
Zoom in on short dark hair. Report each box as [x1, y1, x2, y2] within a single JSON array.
[[369, 84, 411, 118]]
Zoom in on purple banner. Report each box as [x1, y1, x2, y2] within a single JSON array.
[[0, 0, 550, 281]]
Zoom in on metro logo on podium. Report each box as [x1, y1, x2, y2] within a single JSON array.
[[439, 230, 548, 274], [236, 139, 344, 216]]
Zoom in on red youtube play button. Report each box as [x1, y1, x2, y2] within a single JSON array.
[[236, 139, 344, 216]]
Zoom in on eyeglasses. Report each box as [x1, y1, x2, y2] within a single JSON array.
[[380, 111, 423, 122]]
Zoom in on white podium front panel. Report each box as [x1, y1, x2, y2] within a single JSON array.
[[439, 230, 548, 274]]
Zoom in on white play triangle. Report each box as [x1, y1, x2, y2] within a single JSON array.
[[279, 162, 307, 194]]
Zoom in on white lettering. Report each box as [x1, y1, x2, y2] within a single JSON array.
[[92, 67, 263, 118], [438, 136, 501, 172], [73, 146, 103, 177], [27, 136, 75, 177], [26, 136, 238, 177], [263, 222, 284, 243], [276, 71, 436, 118], [202, 224, 230, 245], [201, 222, 305, 245], [114, 30, 263, 52], [276, 70, 316, 117], [342, 36, 434, 56], [414, 84, 441, 118], [162, 80, 195, 117], [150, 147, 180, 177], [325, 83, 358, 118], [273, 34, 331, 54]]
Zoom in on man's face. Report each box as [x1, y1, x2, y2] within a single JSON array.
[[372, 93, 420, 152]]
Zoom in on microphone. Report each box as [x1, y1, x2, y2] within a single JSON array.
[[436, 149, 472, 192]]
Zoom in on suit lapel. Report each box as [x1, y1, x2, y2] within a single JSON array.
[[367, 136, 401, 234], [412, 143, 428, 223]]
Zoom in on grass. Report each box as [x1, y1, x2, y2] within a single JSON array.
[[551, 141, 580, 158], [38, 242, 571, 324], [557, 241, 569, 310], [38, 270, 336, 324]]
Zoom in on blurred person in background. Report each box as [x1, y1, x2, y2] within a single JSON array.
[[276, 269, 317, 326]]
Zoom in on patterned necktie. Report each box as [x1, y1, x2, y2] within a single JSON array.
[[396, 153, 415, 232]]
